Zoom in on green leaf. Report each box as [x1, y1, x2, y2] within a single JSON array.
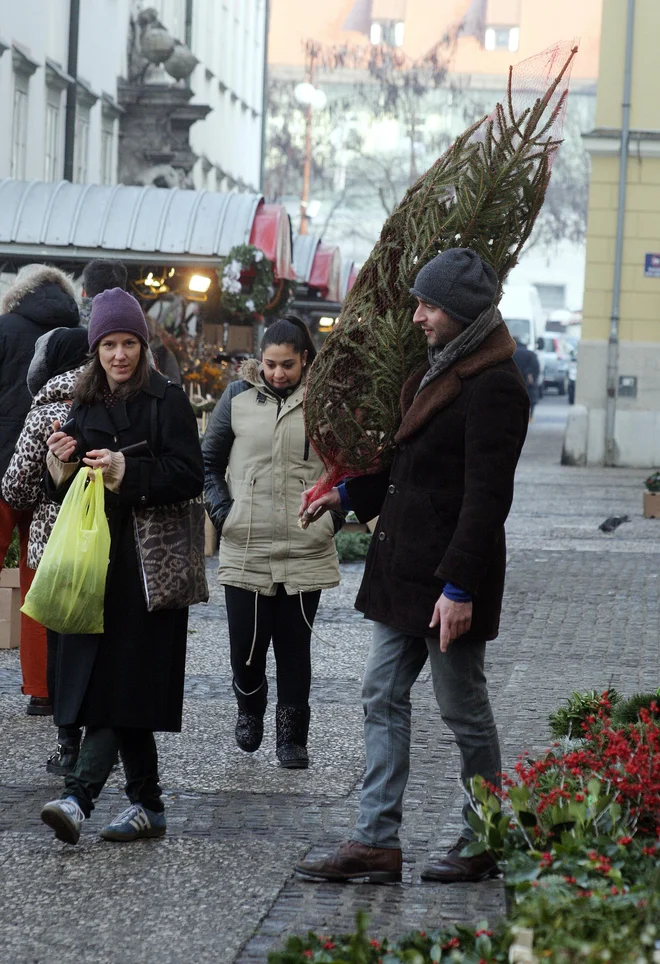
[[467, 811, 485, 835], [463, 840, 488, 857]]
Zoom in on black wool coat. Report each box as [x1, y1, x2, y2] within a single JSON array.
[[346, 322, 529, 641], [49, 372, 204, 732], [0, 283, 79, 479]]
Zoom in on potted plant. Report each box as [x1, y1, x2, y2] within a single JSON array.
[[0, 529, 20, 649], [643, 471, 660, 518]]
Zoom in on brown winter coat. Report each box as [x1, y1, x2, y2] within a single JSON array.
[[346, 320, 529, 641]]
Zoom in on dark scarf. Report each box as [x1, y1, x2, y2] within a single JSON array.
[[416, 304, 503, 396]]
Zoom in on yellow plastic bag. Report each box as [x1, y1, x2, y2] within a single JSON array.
[[22, 468, 111, 634]]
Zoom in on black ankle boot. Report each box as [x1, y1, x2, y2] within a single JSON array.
[[276, 704, 310, 769], [46, 740, 80, 776], [233, 678, 267, 753]]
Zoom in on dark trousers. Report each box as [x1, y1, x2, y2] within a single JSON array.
[[46, 629, 81, 746], [225, 585, 321, 707], [62, 726, 163, 818]]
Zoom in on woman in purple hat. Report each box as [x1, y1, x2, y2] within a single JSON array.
[[39, 287, 204, 846]]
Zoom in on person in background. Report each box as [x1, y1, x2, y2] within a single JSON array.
[[145, 315, 182, 384], [79, 259, 128, 324], [512, 336, 540, 421], [203, 316, 342, 769], [39, 288, 204, 845], [0, 264, 80, 716], [2, 328, 90, 774]]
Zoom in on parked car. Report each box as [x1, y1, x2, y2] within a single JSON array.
[[537, 331, 572, 395]]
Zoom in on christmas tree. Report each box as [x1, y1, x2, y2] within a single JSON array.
[[303, 43, 578, 501]]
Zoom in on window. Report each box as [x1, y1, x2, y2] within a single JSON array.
[[73, 80, 98, 184], [10, 45, 38, 179], [484, 26, 519, 51], [100, 114, 115, 185], [74, 105, 90, 183], [44, 87, 62, 181], [370, 19, 405, 46], [535, 283, 566, 312], [11, 74, 29, 179]]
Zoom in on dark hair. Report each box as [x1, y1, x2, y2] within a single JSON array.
[[82, 259, 128, 298], [75, 344, 151, 405], [261, 314, 317, 363]]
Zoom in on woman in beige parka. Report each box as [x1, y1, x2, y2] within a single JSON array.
[[202, 316, 341, 769]]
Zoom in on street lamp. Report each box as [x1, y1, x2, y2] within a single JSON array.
[[294, 80, 327, 235]]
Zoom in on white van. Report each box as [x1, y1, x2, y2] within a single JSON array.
[[498, 284, 547, 388]]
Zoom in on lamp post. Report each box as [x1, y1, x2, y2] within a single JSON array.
[[294, 45, 326, 235]]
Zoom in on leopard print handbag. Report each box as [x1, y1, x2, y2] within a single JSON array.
[[133, 496, 209, 612]]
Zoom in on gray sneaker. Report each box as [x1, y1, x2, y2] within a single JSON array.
[[100, 803, 166, 842], [41, 797, 85, 845]]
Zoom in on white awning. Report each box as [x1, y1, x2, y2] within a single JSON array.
[[0, 179, 264, 268]]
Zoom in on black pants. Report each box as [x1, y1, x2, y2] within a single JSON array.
[[46, 629, 82, 746], [62, 726, 163, 818], [225, 585, 321, 707]]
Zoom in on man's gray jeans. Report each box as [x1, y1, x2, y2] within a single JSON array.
[[352, 621, 501, 849]]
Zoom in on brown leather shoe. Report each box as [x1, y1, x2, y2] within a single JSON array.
[[421, 837, 500, 883], [295, 840, 402, 884]]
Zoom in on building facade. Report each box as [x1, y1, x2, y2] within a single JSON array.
[[0, 0, 267, 192], [0, 1, 129, 186], [563, 0, 660, 467]]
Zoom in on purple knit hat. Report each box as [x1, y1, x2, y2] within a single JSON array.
[[88, 287, 149, 351]]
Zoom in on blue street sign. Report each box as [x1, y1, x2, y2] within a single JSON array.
[[644, 253, 660, 277]]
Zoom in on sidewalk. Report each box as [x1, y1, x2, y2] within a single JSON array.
[[1, 395, 658, 963]]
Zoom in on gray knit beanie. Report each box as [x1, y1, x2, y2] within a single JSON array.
[[409, 248, 498, 326], [88, 287, 149, 351]]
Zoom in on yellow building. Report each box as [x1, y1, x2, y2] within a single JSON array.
[[564, 0, 660, 466]]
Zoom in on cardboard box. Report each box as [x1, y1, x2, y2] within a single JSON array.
[[644, 491, 660, 518], [0, 568, 21, 650]]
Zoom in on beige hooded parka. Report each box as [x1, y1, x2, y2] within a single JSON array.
[[203, 359, 340, 595]]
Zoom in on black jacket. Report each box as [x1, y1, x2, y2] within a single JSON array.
[[48, 372, 204, 732], [348, 324, 529, 641], [0, 282, 79, 479]]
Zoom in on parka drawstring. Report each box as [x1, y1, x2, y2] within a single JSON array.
[[245, 589, 259, 666], [240, 478, 256, 575], [299, 591, 333, 647]]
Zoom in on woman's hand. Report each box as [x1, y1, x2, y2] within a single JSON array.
[[298, 486, 341, 528], [83, 449, 126, 489], [47, 420, 77, 463]]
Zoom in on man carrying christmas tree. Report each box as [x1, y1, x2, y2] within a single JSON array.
[[295, 248, 530, 884]]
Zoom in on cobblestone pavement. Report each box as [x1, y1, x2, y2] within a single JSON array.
[[1, 395, 658, 963]]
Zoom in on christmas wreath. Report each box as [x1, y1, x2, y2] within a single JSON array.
[[217, 244, 292, 320]]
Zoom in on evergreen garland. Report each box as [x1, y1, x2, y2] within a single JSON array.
[[217, 244, 294, 320], [303, 44, 578, 495]]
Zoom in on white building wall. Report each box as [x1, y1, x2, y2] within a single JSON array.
[[188, 0, 266, 192], [0, 0, 129, 185]]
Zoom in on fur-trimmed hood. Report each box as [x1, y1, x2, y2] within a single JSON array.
[[237, 357, 308, 398], [1, 264, 79, 329], [238, 357, 262, 388]]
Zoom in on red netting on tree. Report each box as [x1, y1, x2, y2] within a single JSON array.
[[302, 42, 578, 506]]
